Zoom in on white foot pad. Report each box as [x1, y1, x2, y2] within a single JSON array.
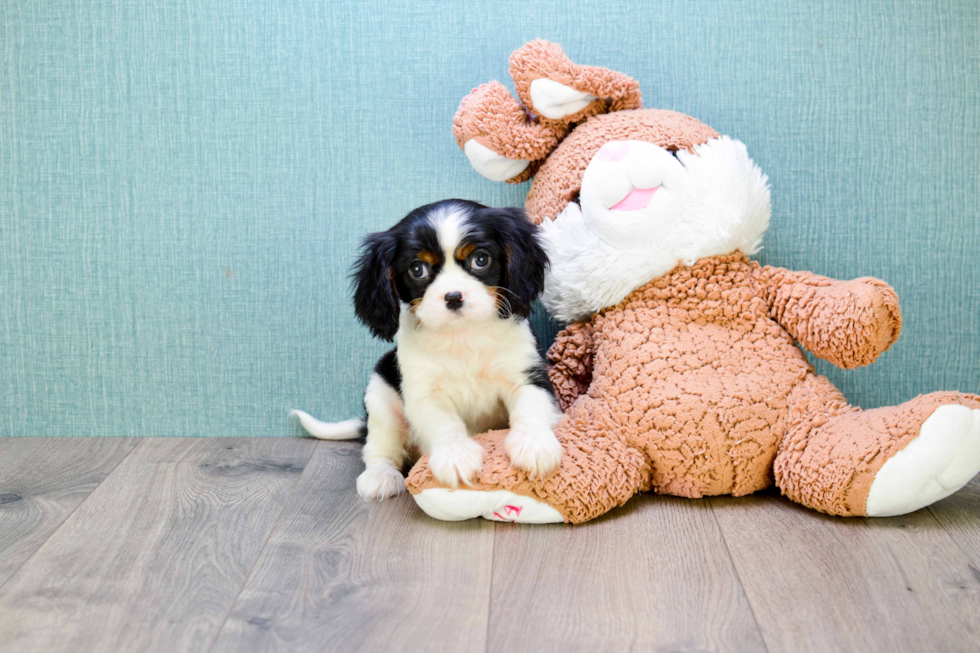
[[413, 488, 563, 524], [529, 78, 597, 119], [463, 140, 530, 182], [867, 405, 980, 516]]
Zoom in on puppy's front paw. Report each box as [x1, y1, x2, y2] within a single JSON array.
[[356, 465, 407, 501], [428, 438, 485, 488], [505, 426, 562, 479]]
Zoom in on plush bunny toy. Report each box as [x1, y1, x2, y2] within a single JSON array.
[[403, 40, 980, 524]]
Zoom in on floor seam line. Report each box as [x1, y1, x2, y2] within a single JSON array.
[[707, 498, 773, 653], [205, 438, 320, 653], [0, 437, 146, 595], [484, 522, 496, 653]]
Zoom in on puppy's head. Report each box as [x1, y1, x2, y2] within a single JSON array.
[[352, 199, 548, 340]]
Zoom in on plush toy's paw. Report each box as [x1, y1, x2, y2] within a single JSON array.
[[428, 437, 486, 489], [356, 465, 407, 501], [867, 404, 980, 516], [504, 425, 562, 479], [414, 487, 564, 524]]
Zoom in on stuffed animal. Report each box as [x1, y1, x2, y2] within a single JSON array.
[[403, 40, 980, 523]]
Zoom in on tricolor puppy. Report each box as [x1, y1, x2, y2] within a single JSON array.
[[293, 199, 562, 501]]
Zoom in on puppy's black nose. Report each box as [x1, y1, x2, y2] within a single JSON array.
[[444, 292, 464, 311]]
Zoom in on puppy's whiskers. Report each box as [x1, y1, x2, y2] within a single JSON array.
[[491, 286, 515, 317]]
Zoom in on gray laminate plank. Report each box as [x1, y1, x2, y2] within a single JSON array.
[[488, 494, 768, 653], [0, 437, 316, 653], [0, 437, 141, 587], [931, 476, 980, 568], [711, 491, 980, 653], [209, 442, 495, 653]]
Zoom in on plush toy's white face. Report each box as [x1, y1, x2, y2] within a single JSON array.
[[578, 140, 690, 250], [539, 136, 773, 323]]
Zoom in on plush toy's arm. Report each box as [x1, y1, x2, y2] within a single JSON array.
[[546, 321, 596, 411], [753, 266, 902, 369]]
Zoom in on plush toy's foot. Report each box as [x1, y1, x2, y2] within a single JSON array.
[[776, 374, 980, 517], [866, 404, 980, 516], [406, 397, 651, 524], [414, 488, 564, 524]]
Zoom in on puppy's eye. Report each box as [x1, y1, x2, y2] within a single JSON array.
[[470, 251, 491, 271], [409, 260, 429, 280]]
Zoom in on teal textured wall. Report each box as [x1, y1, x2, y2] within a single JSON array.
[[1, 0, 977, 437]]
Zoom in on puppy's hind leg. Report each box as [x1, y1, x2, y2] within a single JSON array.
[[357, 373, 411, 501]]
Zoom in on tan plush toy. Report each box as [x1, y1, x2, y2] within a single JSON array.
[[404, 40, 980, 524]]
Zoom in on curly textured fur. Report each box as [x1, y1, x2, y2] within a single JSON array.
[[407, 41, 980, 524]]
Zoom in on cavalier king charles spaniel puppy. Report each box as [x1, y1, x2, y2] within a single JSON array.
[[293, 199, 561, 500]]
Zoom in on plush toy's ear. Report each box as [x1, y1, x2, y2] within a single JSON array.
[[455, 41, 642, 186], [509, 40, 642, 124], [481, 206, 548, 318], [453, 81, 565, 184], [351, 231, 400, 341]]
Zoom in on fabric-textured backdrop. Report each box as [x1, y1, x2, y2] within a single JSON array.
[[1, 0, 977, 437]]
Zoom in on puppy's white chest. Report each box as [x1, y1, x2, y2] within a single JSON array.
[[397, 322, 533, 435], [415, 351, 512, 433]]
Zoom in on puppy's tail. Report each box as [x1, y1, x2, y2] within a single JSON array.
[[290, 410, 366, 440]]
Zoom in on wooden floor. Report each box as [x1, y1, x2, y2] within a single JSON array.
[[1, 438, 979, 653]]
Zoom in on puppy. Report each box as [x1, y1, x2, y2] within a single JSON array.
[[293, 199, 562, 501]]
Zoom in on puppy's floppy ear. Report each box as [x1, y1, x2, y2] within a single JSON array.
[[491, 207, 549, 318], [352, 231, 400, 341]]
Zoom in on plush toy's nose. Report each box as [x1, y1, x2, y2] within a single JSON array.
[[596, 141, 630, 162], [445, 292, 464, 311]]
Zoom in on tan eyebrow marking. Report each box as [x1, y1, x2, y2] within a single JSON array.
[[416, 251, 438, 265], [456, 243, 476, 260]]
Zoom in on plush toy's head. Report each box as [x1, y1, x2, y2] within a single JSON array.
[[454, 41, 773, 322]]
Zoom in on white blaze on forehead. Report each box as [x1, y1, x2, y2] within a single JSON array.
[[433, 206, 469, 259]]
